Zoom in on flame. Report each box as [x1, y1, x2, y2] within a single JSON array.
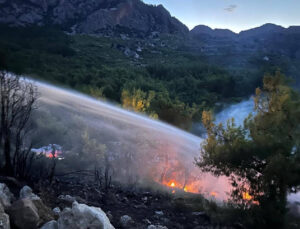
[[148, 141, 230, 199], [242, 192, 252, 201], [242, 192, 259, 205], [46, 152, 58, 158], [210, 191, 218, 197]]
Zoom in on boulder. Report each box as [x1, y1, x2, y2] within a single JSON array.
[[120, 215, 133, 228], [0, 183, 14, 209], [147, 225, 168, 229], [0, 201, 4, 213], [155, 210, 164, 216], [19, 186, 40, 200], [0, 212, 10, 229], [58, 195, 76, 203], [57, 201, 114, 229], [40, 220, 58, 229], [52, 207, 61, 216], [32, 199, 54, 225], [8, 199, 39, 229]]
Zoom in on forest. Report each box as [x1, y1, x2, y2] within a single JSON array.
[[0, 25, 264, 129]]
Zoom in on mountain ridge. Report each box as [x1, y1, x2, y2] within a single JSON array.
[[0, 0, 188, 36], [190, 23, 300, 37], [1, 0, 299, 38]]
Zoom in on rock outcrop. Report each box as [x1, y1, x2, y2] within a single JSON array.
[[40, 220, 58, 229], [0, 0, 188, 36], [0, 201, 10, 229], [7, 185, 53, 229], [0, 183, 14, 209], [7, 198, 40, 229], [57, 201, 115, 229], [19, 186, 40, 200], [120, 215, 133, 228]]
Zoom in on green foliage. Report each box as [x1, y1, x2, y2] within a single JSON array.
[[198, 72, 300, 228], [0, 25, 261, 128]]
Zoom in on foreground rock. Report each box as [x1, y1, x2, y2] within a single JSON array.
[[19, 186, 40, 200], [120, 215, 134, 228], [0, 212, 10, 229], [148, 225, 168, 229], [58, 201, 115, 229], [8, 198, 39, 229], [7, 197, 53, 228], [0, 183, 14, 209], [0, 201, 10, 229], [40, 220, 58, 229]]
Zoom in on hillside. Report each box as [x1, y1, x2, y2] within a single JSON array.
[[190, 24, 300, 83], [0, 1, 300, 128], [0, 0, 188, 36]]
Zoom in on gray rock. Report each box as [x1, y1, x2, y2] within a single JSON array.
[[20, 186, 40, 200], [147, 225, 168, 229], [119, 215, 133, 228], [40, 220, 58, 229], [0, 212, 10, 229], [155, 210, 164, 216], [57, 201, 114, 229], [32, 199, 54, 226], [0, 183, 14, 209], [8, 199, 39, 229], [52, 207, 61, 216], [0, 201, 4, 213], [143, 218, 151, 225], [58, 195, 76, 203], [191, 211, 206, 216]]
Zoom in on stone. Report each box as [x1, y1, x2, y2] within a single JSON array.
[[0, 183, 14, 209], [0, 212, 10, 229], [57, 201, 114, 229], [19, 186, 40, 200], [106, 211, 113, 222], [155, 210, 164, 216], [147, 225, 168, 229], [8, 199, 39, 229], [119, 215, 133, 228], [40, 220, 58, 229], [143, 218, 151, 225], [58, 195, 76, 203], [52, 207, 61, 216], [32, 199, 54, 226], [0, 202, 4, 213]]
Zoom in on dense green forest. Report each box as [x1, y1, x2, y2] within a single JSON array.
[[0, 25, 265, 128]]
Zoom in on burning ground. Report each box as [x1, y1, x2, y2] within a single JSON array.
[[30, 80, 233, 202]]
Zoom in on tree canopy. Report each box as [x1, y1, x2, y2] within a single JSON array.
[[198, 72, 300, 228]]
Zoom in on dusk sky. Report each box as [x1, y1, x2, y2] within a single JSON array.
[[143, 0, 300, 32]]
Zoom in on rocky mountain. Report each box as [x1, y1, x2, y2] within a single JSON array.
[[0, 0, 188, 36], [190, 25, 236, 38], [190, 23, 300, 59]]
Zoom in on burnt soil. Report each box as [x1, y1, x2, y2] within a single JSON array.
[[32, 179, 238, 229]]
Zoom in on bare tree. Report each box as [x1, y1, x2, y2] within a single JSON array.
[[0, 72, 37, 176], [48, 144, 58, 183]]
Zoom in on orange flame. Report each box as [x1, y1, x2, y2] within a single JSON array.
[[242, 192, 259, 205]]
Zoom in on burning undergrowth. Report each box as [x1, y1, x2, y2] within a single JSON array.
[[27, 80, 233, 202]]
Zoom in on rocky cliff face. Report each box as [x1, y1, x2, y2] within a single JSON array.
[[0, 0, 188, 36], [190, 23, 300, 59]]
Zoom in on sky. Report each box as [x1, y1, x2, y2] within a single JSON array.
[[143, 0, 300, 32]]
